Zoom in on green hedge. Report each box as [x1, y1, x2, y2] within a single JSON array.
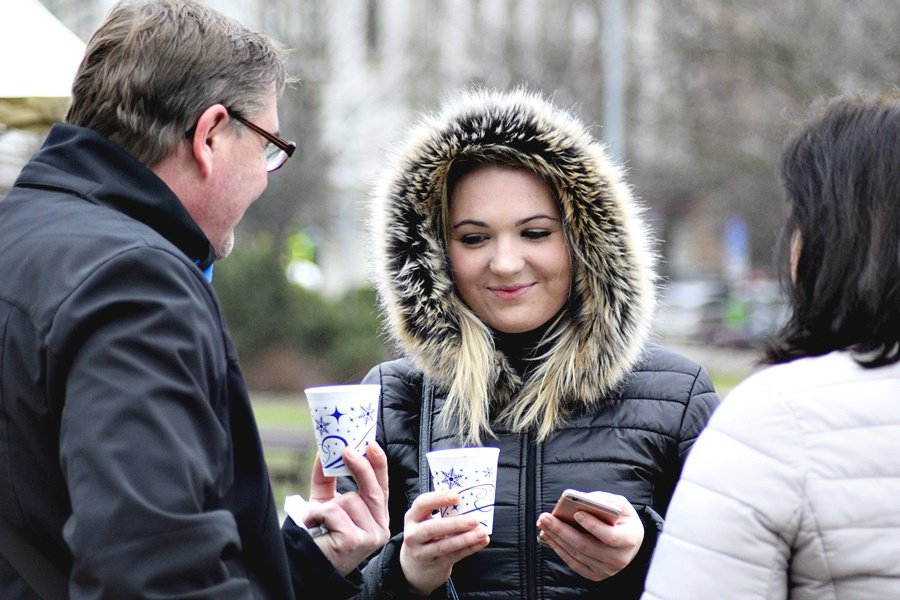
[[213, 234, 390, 389]]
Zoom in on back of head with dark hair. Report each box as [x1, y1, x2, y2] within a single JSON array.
[[765, 92, 900, 367], [65, 0, 289, 166]]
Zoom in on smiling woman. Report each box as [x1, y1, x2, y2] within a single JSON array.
[[341, 87, 720, 600], [447, 164, 571, 334]]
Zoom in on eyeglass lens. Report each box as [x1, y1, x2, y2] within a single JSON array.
[[264, 144, 289, 171]]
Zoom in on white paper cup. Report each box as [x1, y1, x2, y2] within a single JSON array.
[[426, 447, 500, 534], [305, 384, 381, 476]]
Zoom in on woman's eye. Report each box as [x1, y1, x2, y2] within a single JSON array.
[[459, 233, 487, 245], [523, 230, 552, 240]]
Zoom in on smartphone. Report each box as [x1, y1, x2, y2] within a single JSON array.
[[551, 489, 621, 528]]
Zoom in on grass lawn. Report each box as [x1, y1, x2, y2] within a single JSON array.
[[250, 393, 311, 428], [251, 393, 315, 508], [710, 370, 750, 398]]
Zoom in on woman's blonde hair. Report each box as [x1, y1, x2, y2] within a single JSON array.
[[438, 150, 578, 444]]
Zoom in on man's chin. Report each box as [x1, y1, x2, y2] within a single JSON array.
[[215, 233, 235, 259]]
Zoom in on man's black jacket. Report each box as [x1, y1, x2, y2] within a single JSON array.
[[0, 124, 356, 598]]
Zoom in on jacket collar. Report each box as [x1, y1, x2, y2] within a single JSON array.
[[14, 123, 216, 270]]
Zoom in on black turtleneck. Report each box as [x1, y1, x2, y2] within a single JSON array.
[[491, 314, 561, 378]]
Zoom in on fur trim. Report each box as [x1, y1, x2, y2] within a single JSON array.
[[370, 87, 656, 442]]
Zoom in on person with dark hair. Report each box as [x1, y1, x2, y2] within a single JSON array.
[[345, 87, 719, 599], [0, 1, 388, 597], [642, 92, 900, 599]]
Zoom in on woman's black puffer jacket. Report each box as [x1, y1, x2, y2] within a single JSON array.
[[358, 348, 717, 600]]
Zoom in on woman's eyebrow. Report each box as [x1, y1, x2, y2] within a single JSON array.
[[452, 214, 560, 229], [451, 219, 488, 229], [516, 214, 560, 226]]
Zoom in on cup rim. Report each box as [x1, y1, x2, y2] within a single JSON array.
[[426, 447, 500, 460], [304, 384, 382, 396]]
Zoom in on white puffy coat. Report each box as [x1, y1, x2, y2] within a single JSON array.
[[642, 351, 900, 600]]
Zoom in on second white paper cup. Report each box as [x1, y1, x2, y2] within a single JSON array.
[[305, 384, 381, 476], [426, 447, 500, 534]]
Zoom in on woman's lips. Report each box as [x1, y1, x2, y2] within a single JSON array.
[[488, 283, 535, 300]]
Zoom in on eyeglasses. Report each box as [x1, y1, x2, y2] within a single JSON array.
[[227, 109, 296, 172]]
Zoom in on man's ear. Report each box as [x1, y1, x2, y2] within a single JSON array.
[[188, 104, 230, 178]]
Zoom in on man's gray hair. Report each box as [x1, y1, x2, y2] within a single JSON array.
[[66, 0, 290, 166]]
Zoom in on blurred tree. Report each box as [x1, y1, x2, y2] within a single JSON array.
[[38, 0, 900, 360], [243, 0, 333, 246], [634, 0, 900, 276], [213, 234, 389, 391]]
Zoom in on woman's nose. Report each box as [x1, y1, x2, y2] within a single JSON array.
[[489, 239, 525, 275]]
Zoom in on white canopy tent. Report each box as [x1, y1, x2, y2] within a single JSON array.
[[0, 0, 86, 192], [0, 0, 86, 132]]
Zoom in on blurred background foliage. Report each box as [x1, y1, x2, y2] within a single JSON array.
[[19, 0, 900, 365], [213, 234, 390, 391]]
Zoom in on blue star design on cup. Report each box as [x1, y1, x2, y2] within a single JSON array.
[[439, 467, 464, 489], [481, 466, 494, 479], [329, 407, 346, 423], [358, 403, 375, 425], [314, 416, 331, 436]]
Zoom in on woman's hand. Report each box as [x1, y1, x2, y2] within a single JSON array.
[[305, 443, 391, 576], [399, 491, 490, 596], [536, 491, 644, 581]]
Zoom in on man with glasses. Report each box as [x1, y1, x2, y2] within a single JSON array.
[[0, 1, 388, 598]]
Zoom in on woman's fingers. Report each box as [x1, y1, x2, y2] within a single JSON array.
[[364, 441, 390, 502], [400, 491, 491, 596], [307, 453, 336, 502], [444, 536, 491, 564], [536, 510, 643, 581], [305, 498, 353, 534], [331, 489, 379, 533], [342, 444, 389, 528], [407, 521, 489, 561], [405, 490, 460, 523], [538, 530, 600, 580]]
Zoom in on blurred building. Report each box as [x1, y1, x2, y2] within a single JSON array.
[[18, 0, 900, 308]]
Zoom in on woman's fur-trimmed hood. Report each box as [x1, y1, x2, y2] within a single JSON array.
[[370, 88, 656, 442]]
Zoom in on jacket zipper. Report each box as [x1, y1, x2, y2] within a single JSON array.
[[525, 430, 537, 600]]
